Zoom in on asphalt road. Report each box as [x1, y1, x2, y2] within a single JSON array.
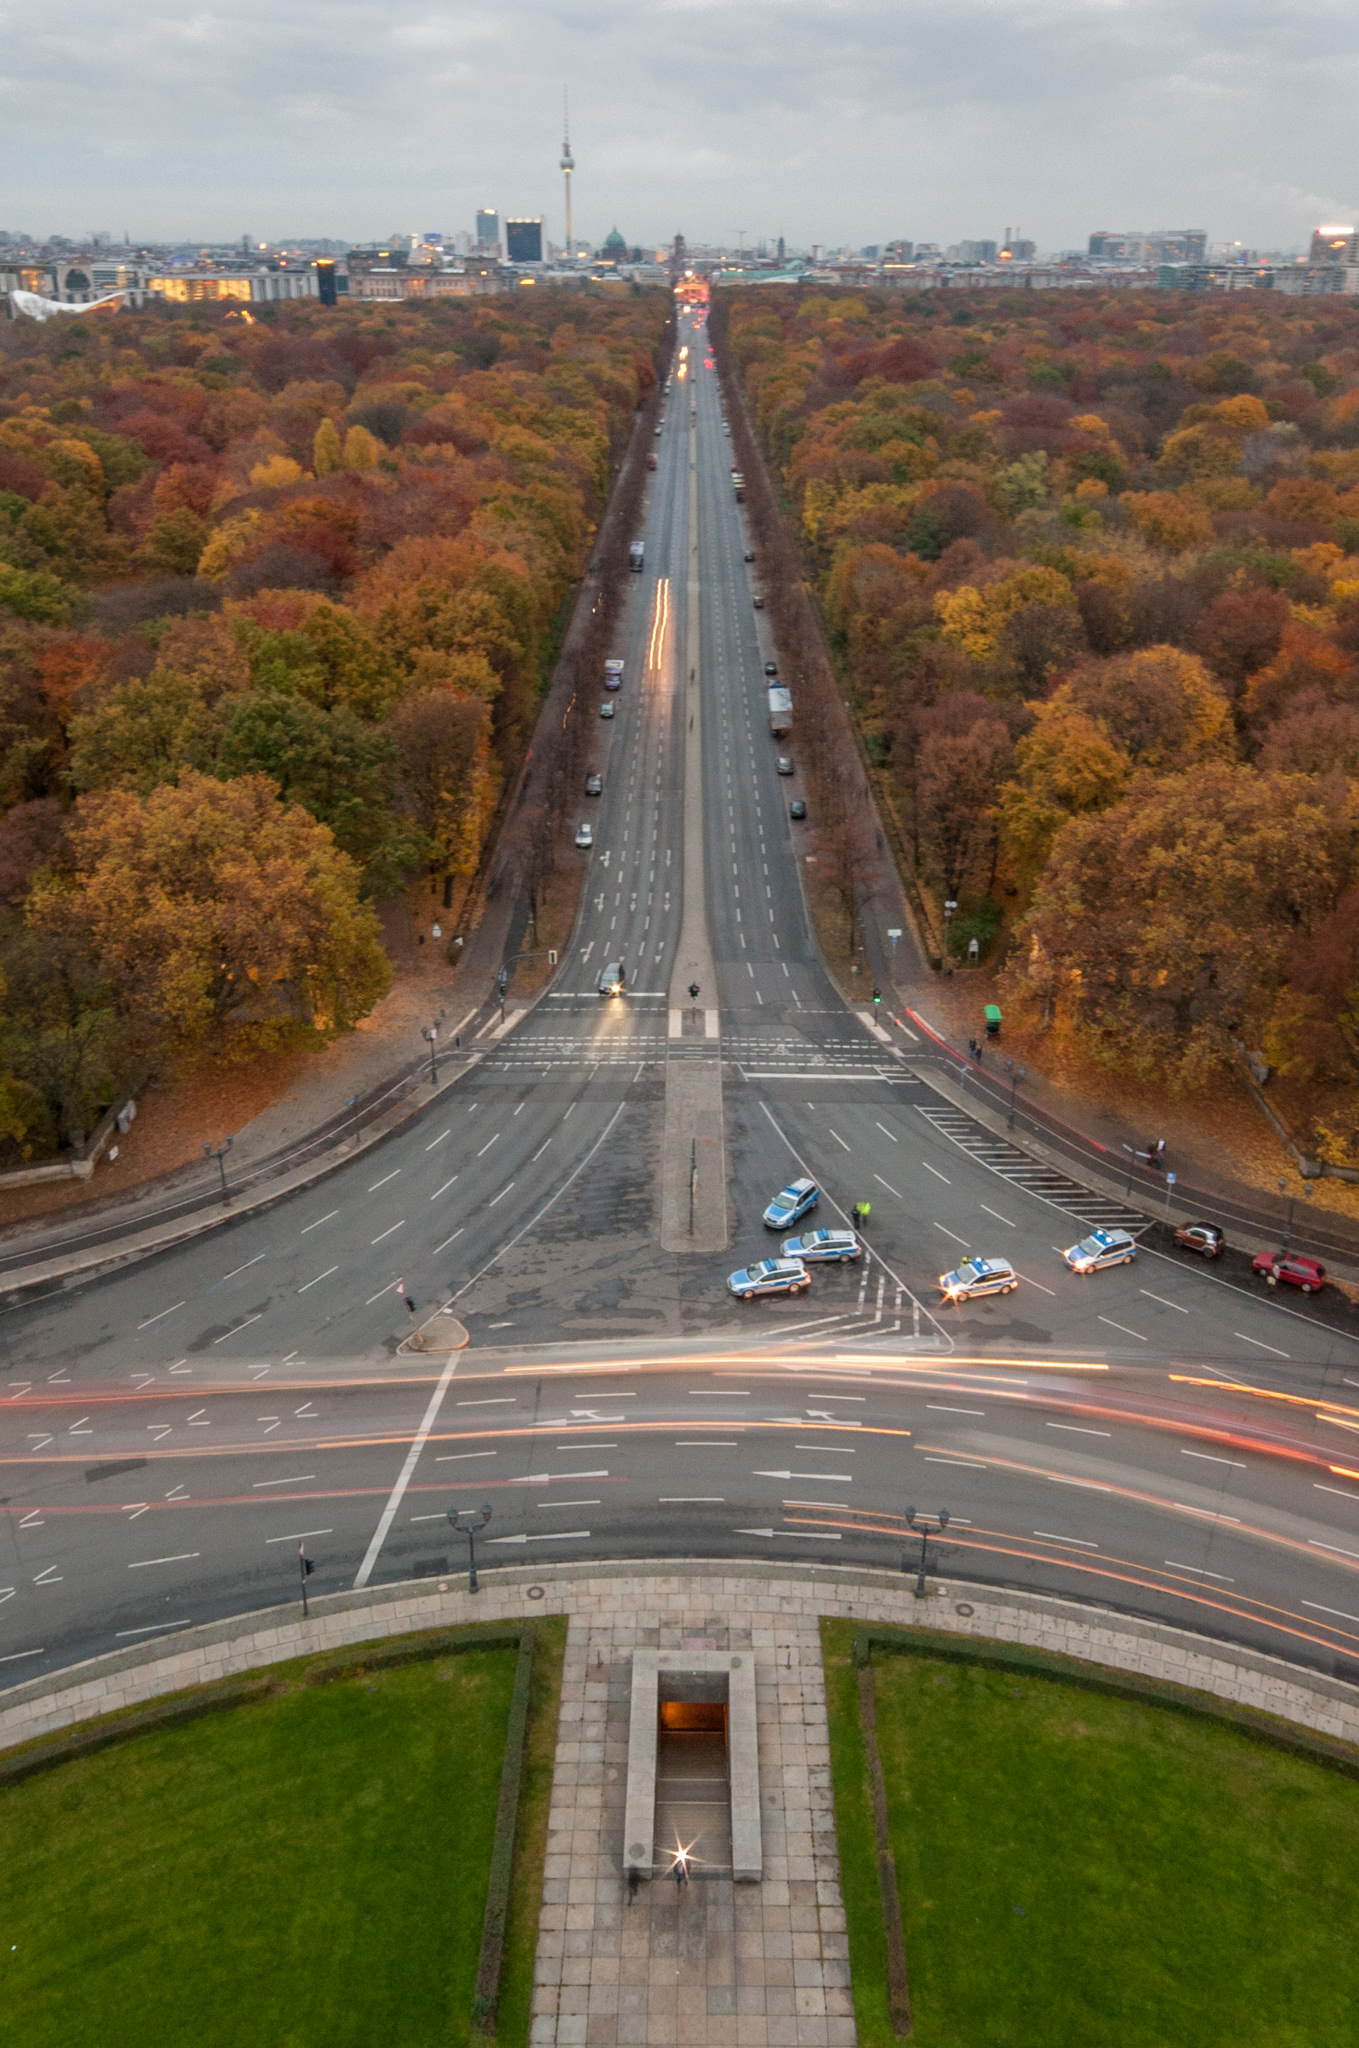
[[3, 308, 1359, 1688]]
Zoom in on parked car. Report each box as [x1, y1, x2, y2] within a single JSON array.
[[1251, 1249, 1327, 1293], [604, 659, 624, 690], [938, 1256, 1018, 1303], [764, 661, 778, 677], [728, 1257, 810, 1300], [1063, 1228, 1137, 1274], [1174, 1222, 1224, 1259], [597, 960, 626, 997], [763, 1177, 820, 1229], [574, 822, 593, 849], [782, 1229, 861, 1264], [600, 701, 616, 719], [744, 549, 756, 563], [789, 800, 807, 820], [647, 453, 658, 471], [584, 774, 603, 797], [776, 756, 794, 776], [753, 593, 765, 609]]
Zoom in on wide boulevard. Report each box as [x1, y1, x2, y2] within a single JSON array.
[[3, 308, 1359, 1687]]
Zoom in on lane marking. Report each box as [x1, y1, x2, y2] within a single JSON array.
[[368, 1170, 401, 1192], [220, 1253, 266, 1281], [128, 1552, 200, 1568], [297, 1267, 338, 1294], [1181, 1450, 1245, 1468], [874, 1174, 901, 1197], [253, 1475, 316, 1488], [371, 1221, 405, 1245], [1033, 1531, 1099, 1548], [264, 1529, 333, 1544], [353, 1354, 462, 1588], [1140, 1289, 1188, 1313], [1097, 1316, 1146, 1342], [430, 1176, 459, 1200], [1235, 1332, 1289, 1358], [301, 1210, 339, 1234], [137, 1302, 184, 1330], [980, 1205, 1014, 1228], [1047, 1423, 1111, 1437], [921, 1161, 951, 1184]]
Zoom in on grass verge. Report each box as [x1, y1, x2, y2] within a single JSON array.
[[0, 1621, 565, 2048], [823, 1618, 1359, 2047]]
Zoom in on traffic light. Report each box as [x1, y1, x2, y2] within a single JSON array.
[[872, 986, 882, 1005]]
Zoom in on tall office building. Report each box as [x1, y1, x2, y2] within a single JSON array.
[[505, 217, 544, 263], [476, 208, 499, 252]]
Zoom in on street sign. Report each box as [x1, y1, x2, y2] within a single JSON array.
[[887, 927, 902, 943]]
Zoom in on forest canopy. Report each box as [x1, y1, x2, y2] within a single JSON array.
[[725, 284, 1359, 1154], [0, 287, 666, 1161]]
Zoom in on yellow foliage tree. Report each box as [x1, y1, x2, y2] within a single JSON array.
[[342, 424, 382, 472], [934, 565, 1076, 662], [313, 418, 342, 475]]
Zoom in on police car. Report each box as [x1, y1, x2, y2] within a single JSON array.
[[1063, 1228, 1137, 1275], [727, 1257, 811, 1300], [938, 1256, 1019, 1303], [782, 1229, 861, 1264], [762, 1178, 820, 1229]]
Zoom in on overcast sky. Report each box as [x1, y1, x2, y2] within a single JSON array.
[[2, 0, 1356, 252]]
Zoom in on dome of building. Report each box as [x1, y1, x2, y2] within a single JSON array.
[[601, 227, 628, 257]]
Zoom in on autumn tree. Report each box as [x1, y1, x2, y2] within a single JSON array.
[[1009, 766, 1358, 1087], [29, 771, 390, 1066]]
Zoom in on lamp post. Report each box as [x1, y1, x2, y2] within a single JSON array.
[[1278, 1176, 1312, 1254], [421, 1019, 440, 1085], [903, 1506, 950, 1598], [448, 1503, 493, 1593], [203, 1135, 232, 1207], [1003, 1058, 1027, 1132]]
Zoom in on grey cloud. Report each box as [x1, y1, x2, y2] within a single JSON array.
[[0, 0, 1356, 247]]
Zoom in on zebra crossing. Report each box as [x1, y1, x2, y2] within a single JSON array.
[[480, 1030, 894, 1075], [915, 1103, 1151, 1236]]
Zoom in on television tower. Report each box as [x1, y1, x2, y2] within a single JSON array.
[[560, 89, 575, 260]]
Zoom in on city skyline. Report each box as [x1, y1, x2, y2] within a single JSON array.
[[2, 0, 1356, 253]]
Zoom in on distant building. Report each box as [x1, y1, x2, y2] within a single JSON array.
[[597, 226, 628, 266], [1001, 239, 1036, 262], [1310, 224, 1359, 262], [505, 217, 544, 263], [1090, 229, 1206, 263], [476, 209, 499, 252]]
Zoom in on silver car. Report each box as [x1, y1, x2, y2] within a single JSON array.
[[782, 1229, 861, 1265]]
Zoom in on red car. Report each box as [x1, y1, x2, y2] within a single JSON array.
[[1251, 1249, 1327, 1293]]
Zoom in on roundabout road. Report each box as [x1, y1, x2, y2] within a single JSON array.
[[2, 307, 1359, 1690]]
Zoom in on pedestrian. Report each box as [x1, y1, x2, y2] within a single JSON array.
[[627, 1869, 641, 1905]]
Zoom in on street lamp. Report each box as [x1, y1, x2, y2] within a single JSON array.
[[1003, 1058, 1027, 1132], [203, 1134, 232, 1207], [903, 1506, 950, 1599], [421, 1018, 440, 1085], [448, 1503, 493, 1593], [1278, 1176, 1312, 1253]]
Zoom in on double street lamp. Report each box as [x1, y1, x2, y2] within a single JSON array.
[[448, 1504, 493, 1593], [904, 1506, 950, 1599]]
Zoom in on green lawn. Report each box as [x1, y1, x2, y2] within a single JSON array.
[[0, 1643, 532, 2048], [822, 1622, 1359, 2048]]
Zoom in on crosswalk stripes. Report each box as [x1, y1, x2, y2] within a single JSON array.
[[916, 1103, 1150, 1236]]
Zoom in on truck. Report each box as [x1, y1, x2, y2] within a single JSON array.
[[731, 470, 745, 502], [629, 540, 645, 572], [767, 685, 793, 737]]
